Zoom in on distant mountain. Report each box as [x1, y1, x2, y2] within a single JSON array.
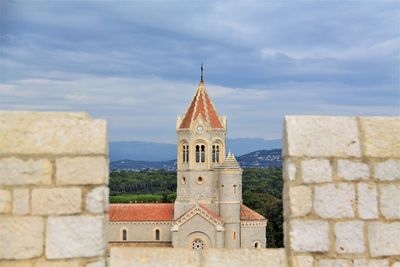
[[109, 138, 281, 161], [110, 149, 282, 171], [109, 141, 175, 162], [110, 159, 177, 172], [226, 138, 281, 156], [236, 149, 282, 168]]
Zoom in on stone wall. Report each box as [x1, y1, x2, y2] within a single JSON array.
[[283, 116, 400, 267], [109, 247, 287, 267], [0, 112, 108, 267]]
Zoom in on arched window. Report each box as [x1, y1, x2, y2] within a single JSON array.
[[155, 229, 160, 241], [182, 144, 189, 163], [233, 231, 236, 240], [254, 241, 261, 249], [200, 145, 205, 162], [196, 145, 200, 162], [212, 145, 220, 163], [233, 184, 237, 194], [122, 229, 127, 241]]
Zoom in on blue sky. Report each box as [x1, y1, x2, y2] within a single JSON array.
[[1, 1, 399, 143]]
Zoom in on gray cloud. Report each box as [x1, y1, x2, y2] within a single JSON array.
[[1, 1, 399, 142]]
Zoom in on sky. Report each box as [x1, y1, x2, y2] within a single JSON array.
[[1, 1, 399, 143]]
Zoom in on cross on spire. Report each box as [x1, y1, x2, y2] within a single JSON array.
[[200, 63, 204, 82]]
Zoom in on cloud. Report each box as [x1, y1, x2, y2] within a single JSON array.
[[1, 75, 398, 142], [1, 1, 399, 142]]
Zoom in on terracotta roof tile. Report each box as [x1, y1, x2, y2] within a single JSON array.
[[109, 203, 174, 221], [109, 203, 265, 222], [179, 81, 223, 129], [240, 204, 266, 221]]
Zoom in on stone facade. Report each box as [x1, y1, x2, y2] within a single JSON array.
[[284, 116, 400, 267], [0, 112, 108, 267]]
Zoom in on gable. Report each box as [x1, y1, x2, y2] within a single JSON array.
[[174, 205, 224, 231]]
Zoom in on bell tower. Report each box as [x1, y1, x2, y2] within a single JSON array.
[[174, 65, 226, 219]]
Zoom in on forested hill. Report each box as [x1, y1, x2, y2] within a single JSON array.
[[110, 149, 282, 171]]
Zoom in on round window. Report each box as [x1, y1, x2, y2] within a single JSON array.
[[192, 239, 205, 250], [197, 176, 203, 184]]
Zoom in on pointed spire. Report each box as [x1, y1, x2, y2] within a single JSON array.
[[178, 65, 223, 129]]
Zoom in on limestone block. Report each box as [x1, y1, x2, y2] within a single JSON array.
[[284, 116, 361, 157], [368, 222, 400, 256], [353, 259, 389, 267], [319, 260, 352, 267], [0, 189, 11, 213], [290, 220, 329, 252], [204, 248, 288, 267], [289, 186, 312, 217], [293, 255, 313, 267], [285, 160, 296, 181], [338, 160, 369, 181], [0, 158, 52, 185], [375, 160, 400, 181], [0, 112, 107, 155], [12, 189, 30, 215], [110, 247, 201, 267], [301, 159, 332, 184], [0, 216, 43, 259], [357, 183, 378, 219], [360, 117, 400, 157], [32, 188, 81, 215], [85, 260, 106, 267], [335, 221, 365, 254], [0, 261, 32, 267], [34, 260, 80, 267], [379, 184, 400, 219], [56, 157, 108, 185], [392, 262, 400, 267], [86, 186, 109, 213], [314, 183, 355, 218], [109, 248, 288, 267], [46, 215, 105, 259]]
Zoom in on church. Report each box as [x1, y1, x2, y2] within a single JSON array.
[[108, 69, 267, 249]]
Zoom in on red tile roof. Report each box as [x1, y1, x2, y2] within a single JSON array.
[[199, 203, 224, 222], [108, 203, 266, 222], [240, 204, 266, 221], [109, 203, 174, 221], [179, 81, 223, 129]]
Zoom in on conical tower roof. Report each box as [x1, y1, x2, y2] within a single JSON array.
[[218, 151, 241, 169], [179, 80, 223, 129]]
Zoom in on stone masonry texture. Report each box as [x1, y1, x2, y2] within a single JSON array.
[[0, 158, 52, 185], [0, 112, 108, 266], [0, 111, 107, 155], [46, 215, 106, 259], [284, 116, 400, 267], [0, 216, 44, 260]]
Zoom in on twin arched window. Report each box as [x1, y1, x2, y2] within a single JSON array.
[[195, 145, 205, 163], [182, 144, 189, 163], [212, 145, 220, 163], [183, 142, 221, 163]]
